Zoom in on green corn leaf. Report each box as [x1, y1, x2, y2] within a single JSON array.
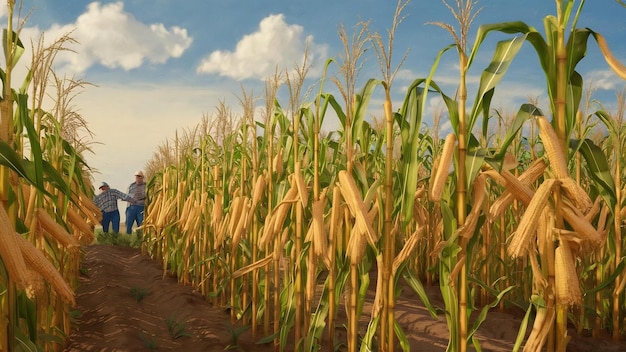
[[585, 257, 625, 294], [3, 29, 25, 70], [401, 270, 439, 318], [468, 35, 527, 135], [492, 103, 544, 168], [571, 138, 616, 209], [394, 319, 410, 352]]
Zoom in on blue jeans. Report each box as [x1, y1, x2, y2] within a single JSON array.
[[126, 205, 144, 234], [101, 210, 121, 233]]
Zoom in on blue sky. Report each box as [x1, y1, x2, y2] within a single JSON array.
[[2, 1, 626, 216]]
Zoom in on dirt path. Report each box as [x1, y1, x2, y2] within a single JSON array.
[[63, 244, 626, 351], [63, 244, 258, 351]]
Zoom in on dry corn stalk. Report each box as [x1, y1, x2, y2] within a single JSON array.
[[429, 133, 456, 202], [232, 255, 273, 278], [524, 303, 555, 352]]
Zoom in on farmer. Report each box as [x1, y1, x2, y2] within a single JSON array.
[[94, 182, 134, 233], [126, 170, 147, 235]]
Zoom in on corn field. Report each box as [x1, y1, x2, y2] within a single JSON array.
[[2, 0, 626, 351]]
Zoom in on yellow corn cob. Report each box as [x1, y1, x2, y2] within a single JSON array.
[[294, 161, 309, 208], [250, 172, 266, 211], [559, 177, 592, 214], [36, 208, 80, 250], [338, 170, 378, 247], [258, 209, 276, 250], [212, 193, 224, 232], [561, 199, 603, 250], [273, 148, 284, 176], [272, 183, 299, 235], [346, 226, 366, 265], [555, 241, 582, 306], [536, 115, 569, 179], [0, 206, 31, 289], [499, 168, 534, 206], [78, 193, 103, 223], [14, 232, 75, 305], [489, 159, 547, 219], [584, 196, 602, 223], [227, 196, 244, 236], [311, 196, 330, 269], [429, 133, 456, 202], [508, 178, 559, 258], [66, 207, 94, 245], [231, 197, 250, 251]]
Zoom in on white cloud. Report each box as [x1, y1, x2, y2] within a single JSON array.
[[196, 14, 328, 81], [22, 1, 192, 74], [585, 69, 623, 91]]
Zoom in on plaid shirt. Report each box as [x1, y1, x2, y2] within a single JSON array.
[[94, 189, 133, 213], [127, 182, 146, 206]]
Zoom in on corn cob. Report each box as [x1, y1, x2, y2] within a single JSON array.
[[231, 197, 250, 251], [429, 133, 456, 202], [36, 208, 80, 250], [536, 115, 569, 179], [489, 159, 547, 219], [66, 206, 94, 245], [250, 172, 266, 212], [294, 161, 309, 208], [338, 170, 378, 247], [272, 182, 299, 235], [0, 205, 31, 289], [559, 177, 592, 214], [311, 196, 330, 269], [555, 241, 582, 306], [508, 178, 559, 258], [561, 199, 603, 250], [14, 232, 75, 305], [346, 226, 366, 265]]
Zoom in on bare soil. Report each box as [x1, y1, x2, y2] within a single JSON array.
[[63, 244, 626, 351]]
